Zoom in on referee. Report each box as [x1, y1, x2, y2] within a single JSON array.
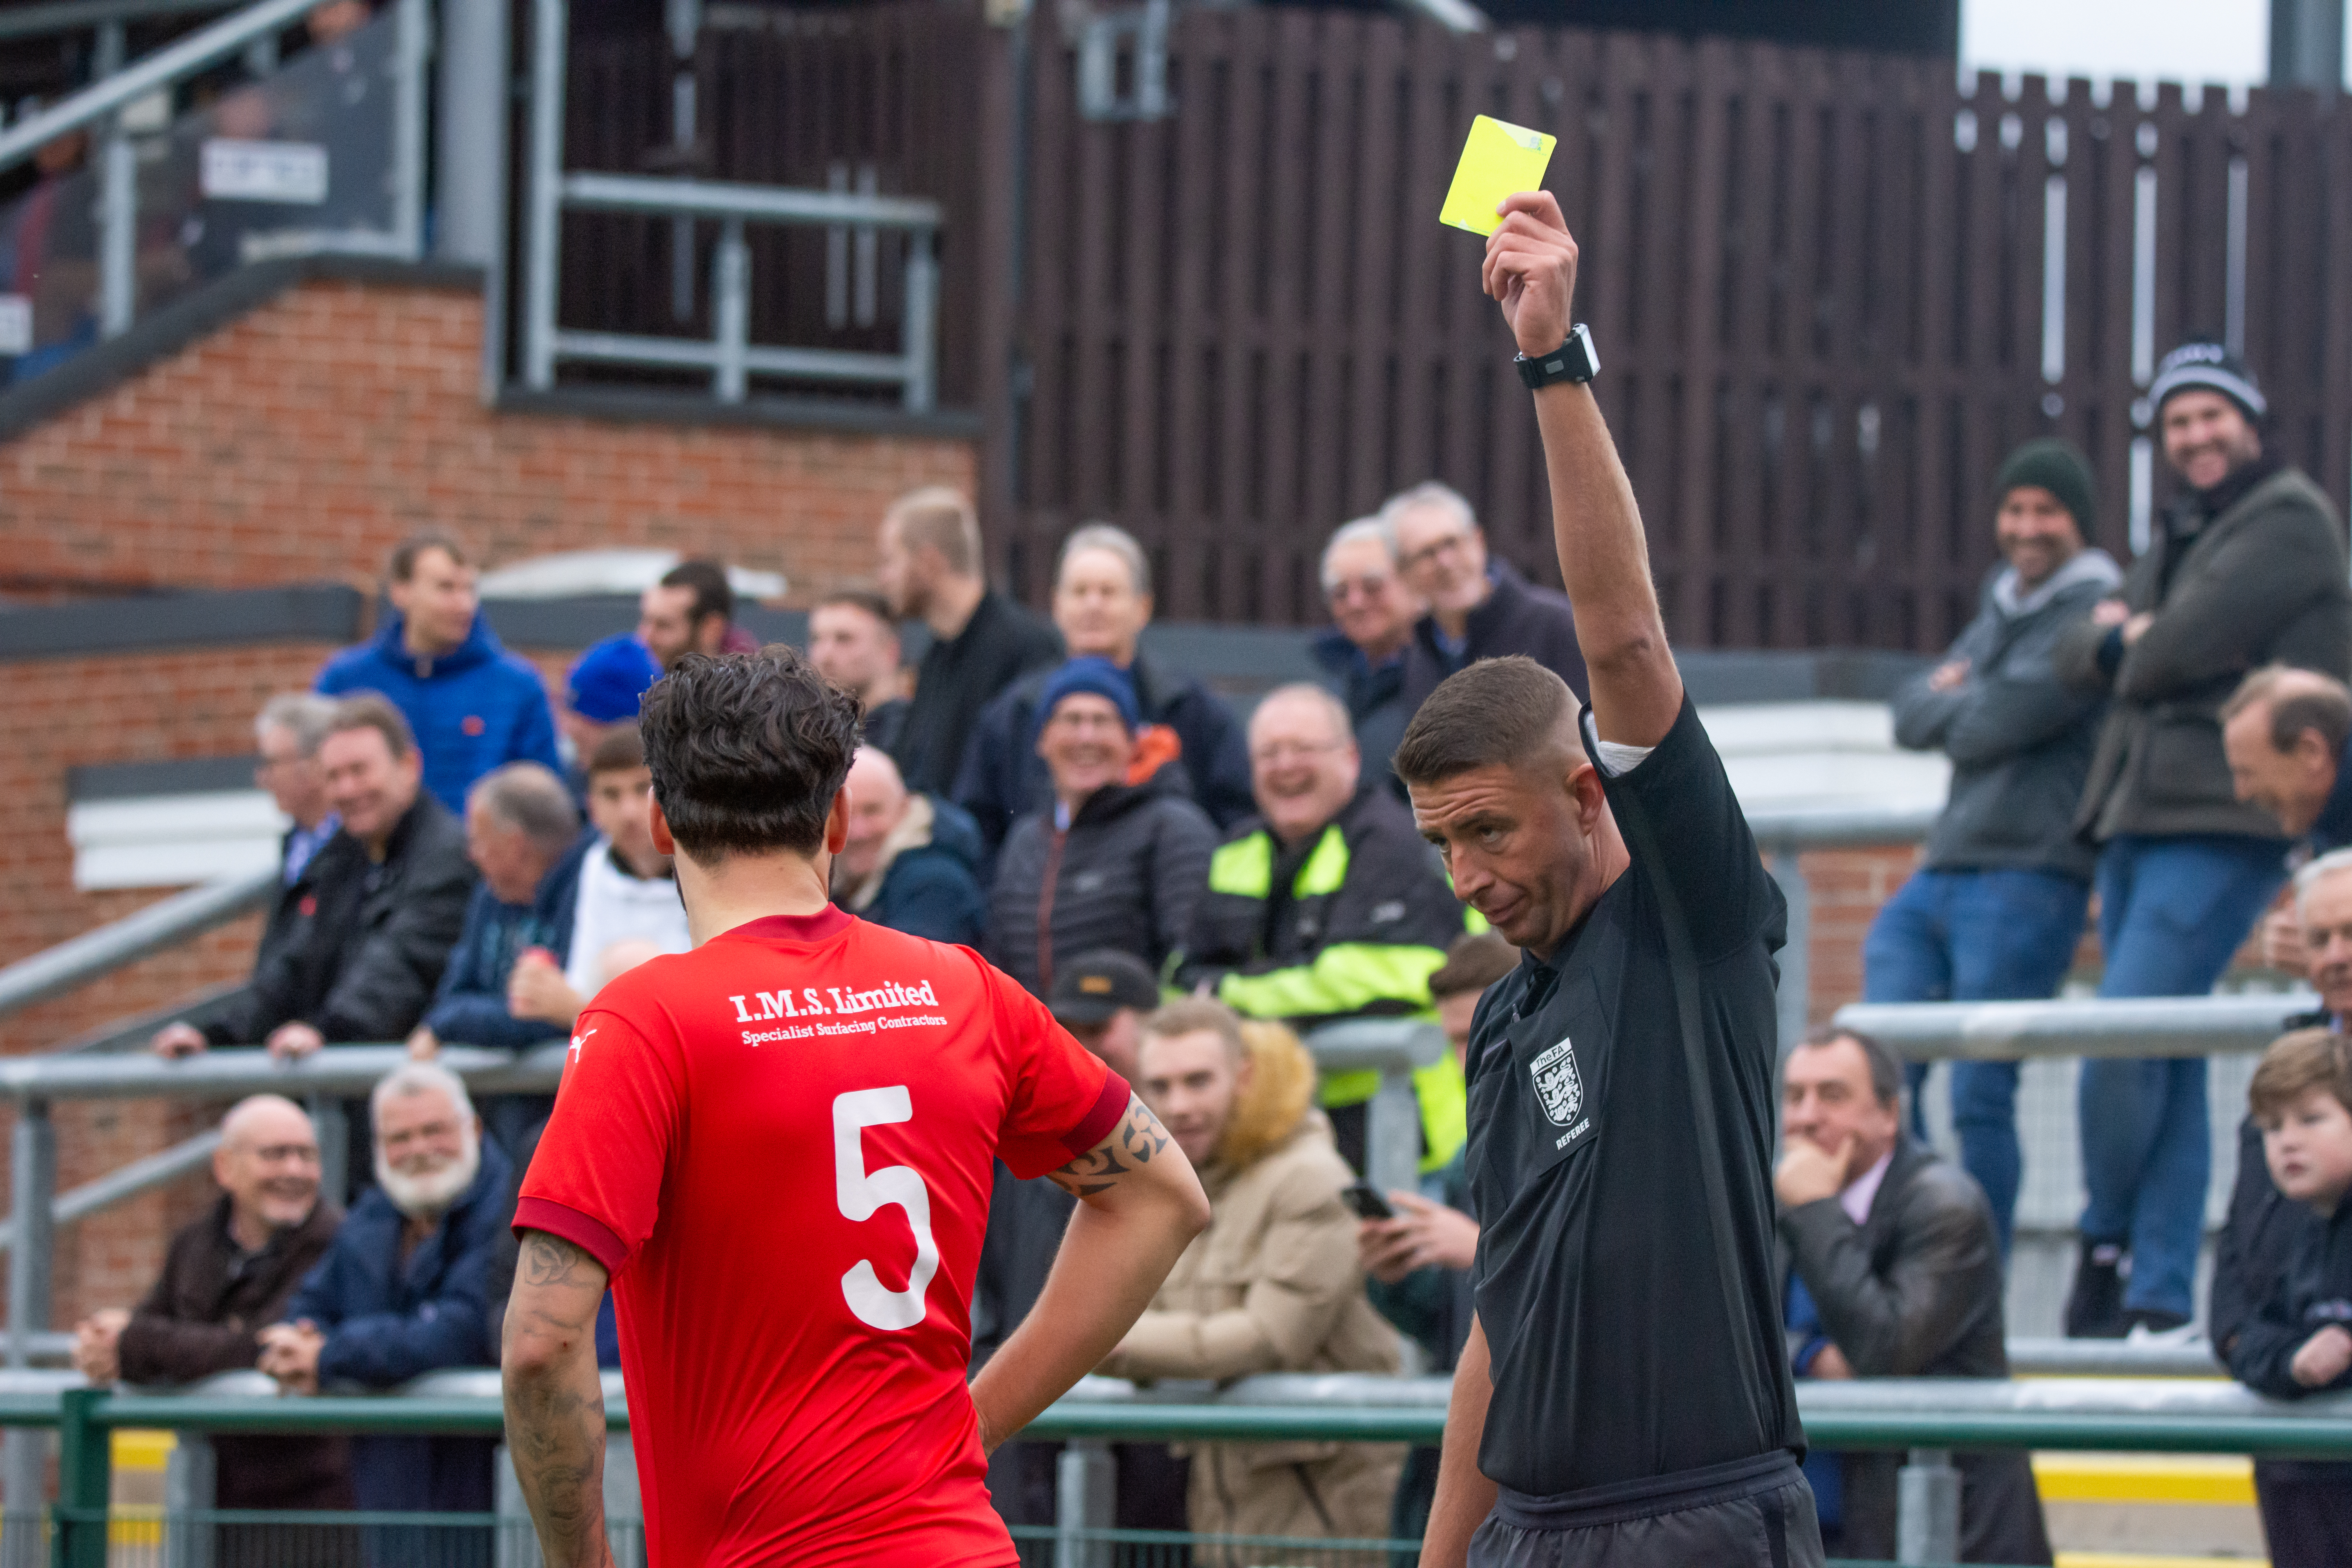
[[1407, 193, 1818, 1568]]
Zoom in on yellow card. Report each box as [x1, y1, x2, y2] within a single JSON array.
[[1439, 114, 1556, 236]]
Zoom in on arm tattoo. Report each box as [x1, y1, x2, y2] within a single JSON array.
[[1045, 1095, 1172, 1199], [522, 1232, 596, 1289]]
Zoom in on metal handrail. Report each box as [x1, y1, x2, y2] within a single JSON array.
[[1837, 991, 2318, 1062], [560, 172, 943, 230], [0, 869, 274, 1025], [1746, 803, 1938, 850], [0, 0, 320, 171]]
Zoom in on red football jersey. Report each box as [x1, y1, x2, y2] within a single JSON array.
[[516, 906, 1128, 1567]]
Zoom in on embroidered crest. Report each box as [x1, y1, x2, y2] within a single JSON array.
[[1530, 1035, 1583, 1127]]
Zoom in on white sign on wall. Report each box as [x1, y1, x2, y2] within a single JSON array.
[[200, 139, 329, 205], [0, 295, 30, 357]]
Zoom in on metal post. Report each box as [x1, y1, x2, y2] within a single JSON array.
[[2270, 0, 2347, 94], [1366, 1067, 1421, 1200], [93, 20, 135, 341], [1, 1103, 52, 1566], [163, 1431, 215, 1568], [521, 0, 570, 390], [1052, 1439, 1113, 1568], [437, 0, 510, 267], [388, 0, 429, 260], [54, 1388, 107, 1568], [902, 227, 936, 412], [664, 0, 700, 325], [306, 1094, 347, 1206], [1896, 1447, 1961, 1566], [712, 216, 748, 402], [1769, 849, 1811, 1053]]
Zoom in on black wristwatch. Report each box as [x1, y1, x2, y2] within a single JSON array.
[[1515, 325, 1599, 389]]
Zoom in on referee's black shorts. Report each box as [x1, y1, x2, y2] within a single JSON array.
[[1469, 1453, 1823, 1568]]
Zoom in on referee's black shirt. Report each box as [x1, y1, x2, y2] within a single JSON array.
[[1463, 697, 1804, 1497]]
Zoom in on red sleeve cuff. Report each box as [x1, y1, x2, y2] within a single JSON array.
[[1062, 1069, 1132, 1159], [514, 1196, 630, 1276]]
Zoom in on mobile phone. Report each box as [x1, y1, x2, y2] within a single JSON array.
[[1339, 1181, 1397, 1221]]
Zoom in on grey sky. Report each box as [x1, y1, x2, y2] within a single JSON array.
[[1962, 0, 2348, 91]]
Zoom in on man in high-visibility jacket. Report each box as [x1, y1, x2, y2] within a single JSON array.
[[1176, 682, 1475, 1173]]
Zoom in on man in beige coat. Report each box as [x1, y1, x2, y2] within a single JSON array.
[[1102, 998, 1403, 1554]]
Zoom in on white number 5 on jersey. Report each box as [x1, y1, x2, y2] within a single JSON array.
[[832, 1087, 940, 1331]]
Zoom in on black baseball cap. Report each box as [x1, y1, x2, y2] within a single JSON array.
[[1048, 949, 1161, 1026]]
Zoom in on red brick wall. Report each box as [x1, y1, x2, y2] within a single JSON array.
[[0, 274, 974, 600]]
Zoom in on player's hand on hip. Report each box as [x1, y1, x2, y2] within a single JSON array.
[[1482, 191, 1579, 358]]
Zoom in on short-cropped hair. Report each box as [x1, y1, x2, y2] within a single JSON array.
[[388, 528, 470, 583], [2249, 1027, 2352, 1124], [638, 646, 862, 860], [325, 691, 417, 761], [815, 590, 899, 637], [1394, 656, 1579, 789], [2295, 847, 2352, 918], [469, 761, 580, 848], [887, 486, 982, 577], [1798, 1024, 1905, 1111], [370, 1060, 475, 1127], [587, 727, 647, 776], [1429, 931, 1519, 1000], [1377, 480, 1478, 535], [660, 559, 735, 627], [1320, 515, 1397, 588], [1058, 522, 1152, 598], [1141, 996, 1248, 1062], [1250, 682, 1353, 744], [256, 692, 338, 757], [2223, 664, 2352, 757]]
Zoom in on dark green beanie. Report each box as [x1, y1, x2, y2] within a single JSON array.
[[1995, 438, 2097, 544]]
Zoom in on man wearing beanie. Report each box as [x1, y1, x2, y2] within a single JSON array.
[[1866, 439, 2120, 1259], [2054, 343, 2352, 1338], [559, 633, 661, 798]]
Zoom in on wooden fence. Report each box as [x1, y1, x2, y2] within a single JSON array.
[[546, 4, 2352, 652]]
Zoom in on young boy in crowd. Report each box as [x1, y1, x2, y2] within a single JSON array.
[[508, 729, 691, 1028], [2227, 1027, 2352, 1565]]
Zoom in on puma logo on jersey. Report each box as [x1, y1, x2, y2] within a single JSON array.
[[568, 1029, 597, 1064]]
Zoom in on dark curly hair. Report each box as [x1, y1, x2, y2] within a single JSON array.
[[638, 646, 862, 860]]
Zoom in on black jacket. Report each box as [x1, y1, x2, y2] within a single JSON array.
[[890, 591, 1063, 796], [206, 794, 476, 1045], [1780, 1138, 2052, 1566], [2213, 1113, 2307, 1366], [2057, 463, 2352, 843], [2227, 1178, 2352, 1400], [117, 1196, 352, 1512], [952, 652, 1255, 858], [1175, 784, 1466, 1027], [1400, 559, 1590, 714], [1312, 631, 1410, 796], [1895, 551, 2120, 881], [982, 771, 1216, 998]]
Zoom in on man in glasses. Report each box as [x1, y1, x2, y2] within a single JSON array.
[[1312, 516, 1425, 796], [1388, 481, 1589, 717]]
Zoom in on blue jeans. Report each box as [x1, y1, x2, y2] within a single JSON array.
[[2080, 834, 2287, 1320], [1862, 866, 2091, 1256]]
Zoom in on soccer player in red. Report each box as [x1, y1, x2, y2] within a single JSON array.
[[501, 648, 1209, 1568]]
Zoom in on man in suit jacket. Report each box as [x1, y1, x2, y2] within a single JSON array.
[[1776, 1027, 2051, 1566]]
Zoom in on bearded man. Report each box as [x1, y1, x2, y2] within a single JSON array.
[[263, 1063, 512, 1558]]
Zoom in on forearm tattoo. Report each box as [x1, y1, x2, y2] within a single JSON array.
[[1045, 1094, 1172, 1198], [506, 1231, 612, 1565]]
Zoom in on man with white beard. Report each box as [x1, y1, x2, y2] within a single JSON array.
[[263, 1063, 513, 1563]]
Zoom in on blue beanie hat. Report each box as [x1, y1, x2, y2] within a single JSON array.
[[1036, 656, 1140, 735], [566, 634, 661, 722]]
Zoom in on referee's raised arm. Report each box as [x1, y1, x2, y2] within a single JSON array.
[[1482, 192, 1682, 746]]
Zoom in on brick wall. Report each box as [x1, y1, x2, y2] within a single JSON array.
[[0, 273, 974, 600]]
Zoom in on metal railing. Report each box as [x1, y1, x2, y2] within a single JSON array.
[[0, 0, 427, 350], [1746, 803, 1937, 1051], [0, 869, 272, 1026], [0, 1368, 2344, 1568], [1838, 990, 2318, 1060], [519, 0, 944, 409]]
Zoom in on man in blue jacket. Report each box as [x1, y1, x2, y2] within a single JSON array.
[[407, 762, 589, 1154], [317, 531, 563, 815], [261, 1062, 512, 1566]]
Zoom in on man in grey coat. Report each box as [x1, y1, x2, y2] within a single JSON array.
[[2054, 341, 2352, 1336], [1778, 1028, 2051, 1566], [1864, 439, 2117, 1256]]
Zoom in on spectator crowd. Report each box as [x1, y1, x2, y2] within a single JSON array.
[[54, 331, 2352, 1564]]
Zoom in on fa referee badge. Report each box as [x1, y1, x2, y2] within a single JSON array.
[[1531, 1036, 1584, 1127]]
